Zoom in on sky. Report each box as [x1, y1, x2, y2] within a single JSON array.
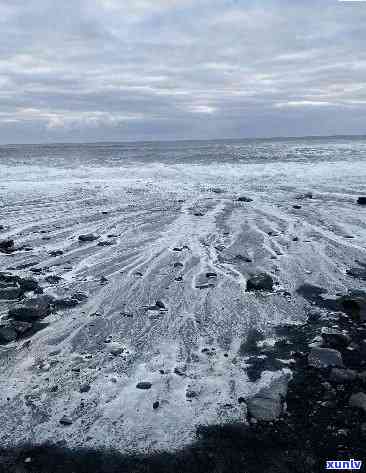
[[0, 0, 366, 144]]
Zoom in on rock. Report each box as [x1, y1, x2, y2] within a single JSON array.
[[78, 234, 99, 242], [80, 383, 91, 393], [59, 415, 73, 426], [136, 382, 152, 390], [246, 273, 274, 292], [49, 249, 64, 257], [349, 392, 366, 413], [53, 298, 79, 309], [235, 254, 252, 263], [357, 197, 366, 205], [72, 292, 88, 302], [109, 343, 124, 356], [100, 276, 108, 284], [337, 293, 366, 320], [321, 327, 351, 348], [19, 277, 39, 292], [174, 262, 183, 267], [329, 368, 357, 384], [153, 401, 160, 409], [0, 287, 22, 300], [246, 372, 290, 421], [308, 347, 343, 368], [97, 240, 116, 247], [12, 320, 33, 334], [0, 239, 14, 251], [196, 283, 214, 289], [9, 295, 53, 321], [237, 196, 253, 202], [0, 325, 18, 343], [296, 192, 313, 200], [293, 205, 302, 210], [346, 267, 366, 280], [155, 300, 165, 309], [206, 272, 217, 278]]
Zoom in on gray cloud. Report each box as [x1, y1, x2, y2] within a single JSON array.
[[0, 0, 365, 143]]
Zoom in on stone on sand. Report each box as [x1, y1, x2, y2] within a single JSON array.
[[246, 273, 274, 292], [308, 347, 343, 368]]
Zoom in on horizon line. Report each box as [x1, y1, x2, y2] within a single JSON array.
[[1, 133, 366, 147]]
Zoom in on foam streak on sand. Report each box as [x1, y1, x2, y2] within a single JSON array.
[[1, 138, 366, 452]]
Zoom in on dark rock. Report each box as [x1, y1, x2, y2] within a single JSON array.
[[206, 272, 217, 278], [175, 276, 183, 281], [308, 347, 343, 368], [97, 240, 116, 247], [0, 287, 22, 300], [337, 293, 366, 320], [357, 197, 366, 205], [53, 298, 79, 309], [59, 416, 73, 426], [321, 327, 351, 348], [11, 320, 33, 334], [0, 325, 18, 343], [136, 382, 152, 390], [296, 192, 313, 200], [9, 295, 53, 321], [0, 239, 14, 251], [155, 300, 165, 309], [78, 234, 99, 242], [239, 329, 264, 355], [49, 250, 64, 257], [235, 255, 252, 263], [237, 196, 253, 202], [293, 205, 302, 210], [80, 383, 91, 393], [172, 247, 183, 252], [246, 372, 290, 421], [346, 267, 366, 280], [72, 292, 88, 302], [329, 368, 357, 384], [246, 273, 274, 292], [173, 262, 183, 267], [19, 277, 39, 292], [195, 283, 214, 289], [153, 401, 160, 409], [349, 392, 366, 412]]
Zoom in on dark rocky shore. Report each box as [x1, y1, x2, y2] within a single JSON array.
[[1, 280, 366, 472]]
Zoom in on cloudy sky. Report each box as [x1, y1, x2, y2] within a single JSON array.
[[0, 0, 365, 144]]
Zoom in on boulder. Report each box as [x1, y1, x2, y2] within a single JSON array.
[[45, 275, 63, 285], [237, 196, 253, 202], [329, 368, 357, 384], [72, 292, 88, 302], [0, 239, 14, 251], [109, 342, 124, 356], [0, 325, 18, 343], [59, 416, 73, 426], [78, 234, 99, 242], [246, 273, 274, 292], [80, 383, 91, 393], [357, 197, 366, 206], [53, 298, 79, 309], [246, 372, 290, 421], [308, 347, 343, 368], [136, 382, 152, 390], [349, 392, 366, 413], [97, 240, 116, 247], [18, 277, 40, 292], [337, 293, 366, 320], [321, 327, 351, 348], [0, 287, 22, 300], [9, 295, 53, 321], [49, 249, 64, 257]]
